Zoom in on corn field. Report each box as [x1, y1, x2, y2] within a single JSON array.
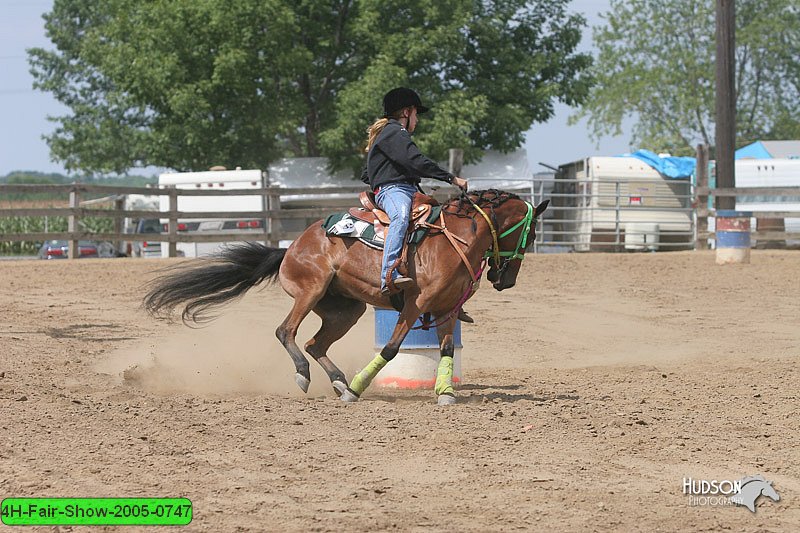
[[0, 216, 115, 255]]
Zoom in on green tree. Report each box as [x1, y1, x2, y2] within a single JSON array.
[[30, 0, 592, 175], [572, 0, 800, 155]]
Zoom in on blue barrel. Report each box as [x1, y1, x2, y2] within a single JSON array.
[[374, 309, 462, 348], [373, 308, 463, 389], [716, 210, 752, 264]]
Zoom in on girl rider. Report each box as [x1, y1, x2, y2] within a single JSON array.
[[361, 87, 468, 295]]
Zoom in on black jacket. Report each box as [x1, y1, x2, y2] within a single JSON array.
[[361, 119, 454, 190]]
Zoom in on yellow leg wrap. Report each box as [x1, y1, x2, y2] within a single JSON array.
[[435, 356, 454, 396], [349, 353, 389, 396]]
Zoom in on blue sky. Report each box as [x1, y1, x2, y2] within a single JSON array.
[[0, 0, 632, 177]]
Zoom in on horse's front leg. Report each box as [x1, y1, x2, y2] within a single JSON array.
[[340, 301, 420, 402], [434, 316, 457, 405]]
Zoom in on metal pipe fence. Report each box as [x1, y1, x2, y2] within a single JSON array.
[[529, 177, 696, 252], [440, 175, 696, 252]]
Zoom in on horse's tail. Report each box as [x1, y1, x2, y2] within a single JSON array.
[[143, 242, 286, 324]]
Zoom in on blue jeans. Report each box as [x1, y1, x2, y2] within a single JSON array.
[[376, 183, 417, 290]]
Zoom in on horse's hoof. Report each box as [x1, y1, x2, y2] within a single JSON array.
[[437, 394, 456, 406], [340, 388, 360, 403], [332, 380, 347, 396], [294, 373, 310, 393]]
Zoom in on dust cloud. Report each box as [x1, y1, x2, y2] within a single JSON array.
[[96, 295, 374, 397]]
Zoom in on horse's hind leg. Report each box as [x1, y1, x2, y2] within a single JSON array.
[[305, 294, 366, 395], [276, 295, 322, 393]]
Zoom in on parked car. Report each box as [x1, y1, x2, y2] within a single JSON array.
[[38, 240, 99, 259], [130, 218, 163, 258]]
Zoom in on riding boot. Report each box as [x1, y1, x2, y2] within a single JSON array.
[[381, 276, 414, 295], [457, 308, 474, 323], [393, 277, 414, 291]]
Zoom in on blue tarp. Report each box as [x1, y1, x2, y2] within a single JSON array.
[[617, 149, 696, 179], [735, 141, 773, 159]]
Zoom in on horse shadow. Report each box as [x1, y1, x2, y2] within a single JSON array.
[[366, 383, 579, 404], [458, 382, 580, 403]]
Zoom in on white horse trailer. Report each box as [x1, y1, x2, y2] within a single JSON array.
[[555, 157, 694, 252], [158, 168, 267, 258], [734, 158, 800, 247]]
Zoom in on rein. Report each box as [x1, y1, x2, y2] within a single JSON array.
[[412, 259, 487, 331], [411, 191, 535, 331]]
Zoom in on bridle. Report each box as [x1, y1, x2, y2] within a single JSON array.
[[462, 192, 536, 274]]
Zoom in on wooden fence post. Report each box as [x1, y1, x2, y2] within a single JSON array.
[[695, 144, 709, 250], [68, 186, 80, 259], [113, 196, 124, 256], [266, 190, 281, 247], [448, 148, 464, 176], [168, 188, 178, 258]]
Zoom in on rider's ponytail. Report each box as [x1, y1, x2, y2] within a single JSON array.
[[365, 118, 389, 152], [365, 108, 409, 152]]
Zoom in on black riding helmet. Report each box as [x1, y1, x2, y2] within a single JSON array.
[[383, 87, 429, 117]]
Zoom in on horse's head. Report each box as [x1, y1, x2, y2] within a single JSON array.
[[761, 481, 780, 502], [485, 197, 549, 291]]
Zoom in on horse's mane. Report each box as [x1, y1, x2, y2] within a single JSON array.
[[444, 189, 521, 215]]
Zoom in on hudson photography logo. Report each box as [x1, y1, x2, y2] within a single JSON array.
[[683, 475, 781, 512]]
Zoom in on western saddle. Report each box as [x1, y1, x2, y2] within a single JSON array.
[[349, 190, 475, 323], [349, 190, 438, 240], [345, 191, 436, 291]]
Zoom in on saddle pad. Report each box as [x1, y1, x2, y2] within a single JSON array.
[[322, 205, 442, 250], [323, 212, 383, 249]]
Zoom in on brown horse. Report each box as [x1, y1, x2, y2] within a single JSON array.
[[143, 189, 549, 404]]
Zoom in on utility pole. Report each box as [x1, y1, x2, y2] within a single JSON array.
[[715, 0, 736, 209], [695, 143, 709, 250]]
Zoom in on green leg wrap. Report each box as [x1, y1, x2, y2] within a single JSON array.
[[435, 356, 455, 396], [349, 353, 389, 396]]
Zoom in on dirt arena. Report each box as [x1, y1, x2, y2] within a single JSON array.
[[1, 250, 798, 531]]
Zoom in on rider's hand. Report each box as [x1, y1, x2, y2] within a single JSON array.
[[452, 176, 468, 191]]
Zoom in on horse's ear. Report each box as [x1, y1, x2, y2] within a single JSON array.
[[535, 199, 550, 217]]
